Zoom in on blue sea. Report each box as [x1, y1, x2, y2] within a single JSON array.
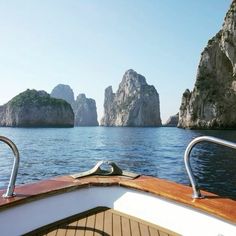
[[0, 127, 236, 199]]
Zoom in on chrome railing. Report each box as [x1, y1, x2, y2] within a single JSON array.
[[0, 136, 20, 198], [184, 136, 236, 199]]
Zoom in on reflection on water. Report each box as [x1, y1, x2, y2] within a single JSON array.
[[0, 127, 235, 199]]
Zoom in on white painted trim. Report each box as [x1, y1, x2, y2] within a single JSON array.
[[0, 186, 235, 236], [113, 190, 236, 236]]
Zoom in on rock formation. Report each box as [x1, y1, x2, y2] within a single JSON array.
[[51, 84, 75, 106], [51, 84, 98, 126], [178, 1, 236, 129], [73, 94, 99, 126], [164, 113, 179, 127], [0, 89, 74, 127], [101, 69, 162, 126]]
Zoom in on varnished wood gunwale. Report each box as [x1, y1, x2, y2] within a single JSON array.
[[0, 175, 235, 224], [24, 207, 180, 236]]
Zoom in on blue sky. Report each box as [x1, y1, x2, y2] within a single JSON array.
[[0, 0, 232, 123]]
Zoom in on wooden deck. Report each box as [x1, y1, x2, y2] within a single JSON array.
[[24, 207, 179, 236]]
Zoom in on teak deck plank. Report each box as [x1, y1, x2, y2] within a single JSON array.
[[94, 211, 104, 236], [121, 216, 131, 236], [113, 213, 122, 236], [130, 219, 141, 236], [103, 209, 113, 235], [149, 227, 160, 236], [66, 220, 78, 236], [76, 216, 86, 236], [139, 223, 150, 236], [45, 229, 57, 236], [25, 207, 179, 236], [85, 213, 95, 236], [159, 231, 169, 236], [55, 223, 67, 236]]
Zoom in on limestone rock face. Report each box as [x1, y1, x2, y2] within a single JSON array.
[[101, 69, 162, 126], [0, 89, 74, 127], [73, 94, 98, 126], [165, 113, 179, 127], [51, 84, 99, 126], [51, 84, 75, 106], [178, 1, 236, 129]]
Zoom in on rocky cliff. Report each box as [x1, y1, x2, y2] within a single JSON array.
[[51, 84, 75, 106], [101, 69, 162, 126], [73, 94, 99, 126], [164, 113, 179, 127], [178, 1, 236, 129], [0, 89, 74, 127]]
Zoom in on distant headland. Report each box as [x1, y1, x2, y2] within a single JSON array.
[[178, 0, 236, 129]]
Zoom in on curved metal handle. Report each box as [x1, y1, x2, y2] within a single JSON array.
[[184, 136, 236, 199], [0, 136, 20, 198]]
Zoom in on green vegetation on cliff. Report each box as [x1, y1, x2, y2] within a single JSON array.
[[0, 89, 74, 127], [9, 89, 71, 108]]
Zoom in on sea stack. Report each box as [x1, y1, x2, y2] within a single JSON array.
[[0, 89, 74, 127], [73, 94, 99, 126], [51, 84, 75, 106], [51, 84, 99, 126], [101, 69, 162, 126], [178, 1, 236, 129]]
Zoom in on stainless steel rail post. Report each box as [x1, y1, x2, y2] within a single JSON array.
[[0, 136, 20, 198], [184, 136, 236, 199]]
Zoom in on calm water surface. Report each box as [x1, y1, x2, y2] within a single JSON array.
[[0, 127, 236, 199]]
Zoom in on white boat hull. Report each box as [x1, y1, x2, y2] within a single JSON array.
[[0, 186, 235, 236]]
